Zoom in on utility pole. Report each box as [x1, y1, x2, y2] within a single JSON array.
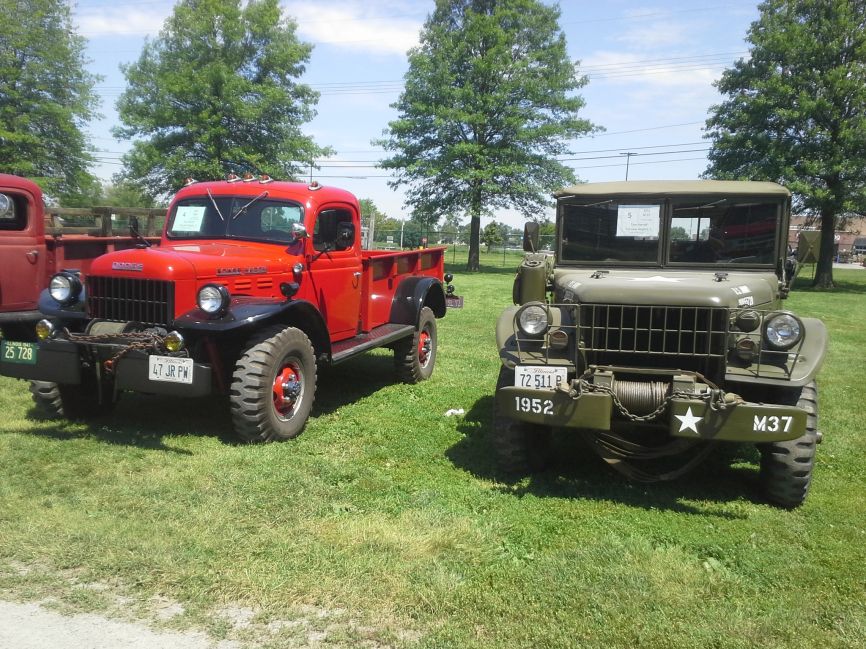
[[620, 152, 636, 180]]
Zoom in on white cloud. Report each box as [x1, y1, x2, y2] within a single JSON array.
[[77, 8, 168, 38], [283, 1, 421, 56]]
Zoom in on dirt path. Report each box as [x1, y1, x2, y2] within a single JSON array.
[[0, 600, 241, 649]]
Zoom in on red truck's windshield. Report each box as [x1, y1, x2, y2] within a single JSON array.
[[166, 196, 304, 243]]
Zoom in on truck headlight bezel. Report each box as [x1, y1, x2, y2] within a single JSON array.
[[515, 302, 550, 338], [48, 271, 83, 306], [197, 284, 230, 315], [764, 312, 803, 350]]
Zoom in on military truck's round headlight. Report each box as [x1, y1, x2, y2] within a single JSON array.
[[516, 303, 549, 337], [49, 272, 82, 305], [764, 312, 803, 350], [197, 284, 230, 314]]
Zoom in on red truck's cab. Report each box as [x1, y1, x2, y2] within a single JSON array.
[[1, 177, 450, 442], [0, 174, 48, 329]]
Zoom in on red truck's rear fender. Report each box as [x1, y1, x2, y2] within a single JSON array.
[[389, 277, 446, 325]]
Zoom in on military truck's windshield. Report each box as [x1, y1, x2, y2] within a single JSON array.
[[559, 198, 780, 265], [560, 201, 662, 262], [668, 199, 779, 265], [166, 196, 303, 243]]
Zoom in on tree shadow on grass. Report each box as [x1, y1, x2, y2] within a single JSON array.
[[17, 352, 403, 451], [446, 395, 769, 518], [792, 274, 866, 294]]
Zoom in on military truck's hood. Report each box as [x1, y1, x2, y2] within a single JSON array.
[[554, 269, 779, 308], [89, 242, 294, 281]]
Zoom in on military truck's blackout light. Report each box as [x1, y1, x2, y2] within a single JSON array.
[[35, 319, 55, 341], [735, 337, 758, 362], [549, 329, 569, 349], [164, 331, 185, 353]]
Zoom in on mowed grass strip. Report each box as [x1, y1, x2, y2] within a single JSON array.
[[0, 259, 864, 648]]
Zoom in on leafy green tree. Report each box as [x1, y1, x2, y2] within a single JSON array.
[[481, 220, 504, 252], [704, 0, 866, 288], [0, 0, 101, 203], [378, 0, 599, 271], [115, 0, 330, 198], [670, 226, 689, 241], [101, 181, 158, 208]]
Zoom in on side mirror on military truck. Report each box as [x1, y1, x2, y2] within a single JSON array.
[[523, 222, 539, 253]]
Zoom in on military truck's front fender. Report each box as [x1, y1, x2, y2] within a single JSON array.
[[496, 306, 521, 368]]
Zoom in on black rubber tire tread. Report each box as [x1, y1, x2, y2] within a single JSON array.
[[492, 366, 552, 474], [230, 325, 317, 443], [759, 380, 819, 508], [29, 381, 65, 419], [395, 306, 437, 384], [30, 377, 115, 420]]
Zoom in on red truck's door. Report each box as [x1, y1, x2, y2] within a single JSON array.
[[308, 206, 362, 340], [0, 182, 46, 312]]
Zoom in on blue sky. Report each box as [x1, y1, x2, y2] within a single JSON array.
[[75, 0, 760, 226]]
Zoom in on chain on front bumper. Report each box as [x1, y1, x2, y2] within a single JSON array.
[[60, 330, 178, 374], [559, 369, 743, 423]]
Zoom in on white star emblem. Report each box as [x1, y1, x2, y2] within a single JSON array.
[[629, 276, 686, 283], [675, 407, 703, 433]]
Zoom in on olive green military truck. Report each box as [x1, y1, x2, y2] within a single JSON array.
[[494, 180, 826, 507]]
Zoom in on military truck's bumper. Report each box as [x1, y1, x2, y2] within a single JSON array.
[[496, 386, 807, 442], [0, 339, 213, 398]]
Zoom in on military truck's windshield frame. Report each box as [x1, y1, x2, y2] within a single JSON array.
[[557, 195, 785, 268]]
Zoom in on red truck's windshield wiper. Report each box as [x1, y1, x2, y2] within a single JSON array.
[[231, 191, 269, 220]]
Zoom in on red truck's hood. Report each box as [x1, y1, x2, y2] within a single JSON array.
[[88, 241, 296, 281]]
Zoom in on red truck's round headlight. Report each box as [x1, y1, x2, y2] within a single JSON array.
[[48, 272, 82, 305], [197, 284, 230, 315]]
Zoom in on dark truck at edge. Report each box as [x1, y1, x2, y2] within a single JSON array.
[[495, 180, 826, 507]]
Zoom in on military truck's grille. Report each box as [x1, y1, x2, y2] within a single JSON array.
[[578, 304, 729, 373], [87, 276, 174, 326]]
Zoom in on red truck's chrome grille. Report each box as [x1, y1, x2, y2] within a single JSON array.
[[578, 304, 729, 374], [87, 276, 174, 326]]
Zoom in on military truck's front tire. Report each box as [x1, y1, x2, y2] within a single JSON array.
[[30, 376, 115, 421], [230, 326, 317, 443], [492, 367, 552, 474], [759, 380, 819, 508], [395, 306, 437, 384]]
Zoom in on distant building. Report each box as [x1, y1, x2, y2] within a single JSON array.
[[789, 214, 865, 258]]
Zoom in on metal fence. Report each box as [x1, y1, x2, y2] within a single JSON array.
[[367, 230, 556, 266]]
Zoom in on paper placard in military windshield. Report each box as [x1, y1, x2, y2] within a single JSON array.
[[616, 205, 660, 238]]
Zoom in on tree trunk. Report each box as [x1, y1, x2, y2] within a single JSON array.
[[467, 183, 482, 271], [813, 208, 836, 289]]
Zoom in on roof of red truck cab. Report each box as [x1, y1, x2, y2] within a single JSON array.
[[172, 179, 359, 210]]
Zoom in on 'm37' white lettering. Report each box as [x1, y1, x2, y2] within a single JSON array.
[[753, 415, 793, 433]]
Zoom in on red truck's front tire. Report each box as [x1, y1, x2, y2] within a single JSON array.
[[230, 325, 317, 442]]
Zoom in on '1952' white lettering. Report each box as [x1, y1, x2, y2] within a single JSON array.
[[515, 397, 554, 415], [753, 415, 793, 433]]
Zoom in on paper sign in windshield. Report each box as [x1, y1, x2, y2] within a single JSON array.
[[173, 205, 206, 231], [616, 205, 660, 238]]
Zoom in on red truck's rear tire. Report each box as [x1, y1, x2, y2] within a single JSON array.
[[230, 325, 317, 442], [395, 306, 437, 383]]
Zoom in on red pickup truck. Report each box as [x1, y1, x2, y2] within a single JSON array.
[[0, 176, 449, 442], [0, 173, 161, 340]]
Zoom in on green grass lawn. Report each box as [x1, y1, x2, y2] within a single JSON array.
[[0, 263, 864, 648]]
